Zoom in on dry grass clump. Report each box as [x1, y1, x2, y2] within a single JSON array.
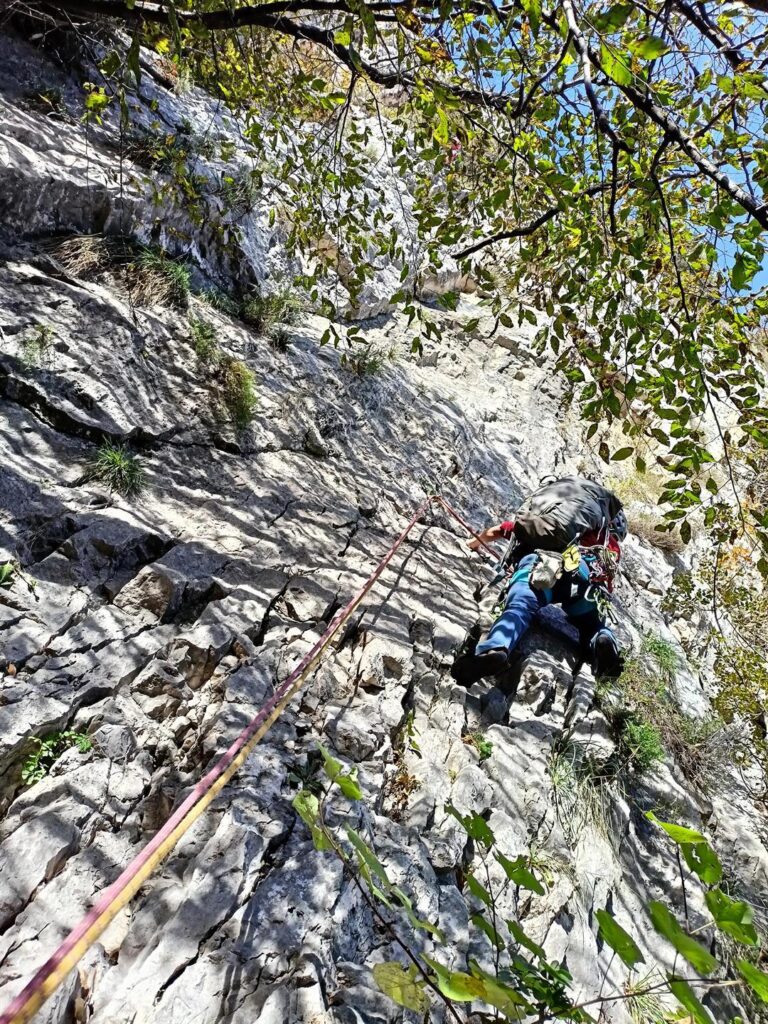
[[46, 234, 112, 277], [629, 511, 685, 553]]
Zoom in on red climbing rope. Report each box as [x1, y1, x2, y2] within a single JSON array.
[[0, 494, 500, 1024]]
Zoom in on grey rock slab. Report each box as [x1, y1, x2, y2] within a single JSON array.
[[0, 812, 79, 928]]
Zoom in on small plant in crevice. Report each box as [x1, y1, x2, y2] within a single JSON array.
[[20, 324, 56, 367], [287, 749, 324, 796], [0, 561, 17, 589], [465, 730, 493, 762], [221, 358, 257, 429], [343, 342, 395, 377], [91, 442, 145, 496], [624, 970, 671, 1024], [217, 169, 260, 215], [240, 288, 304, 336], [548, 740, 613, 841], [384, 711, 422, 822], [641, 631, 679, 681], [618, 716, 665, 774], [22, 730, 92, 785], [189, 318, 220, 364]]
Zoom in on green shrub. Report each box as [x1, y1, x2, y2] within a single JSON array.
[[189, 318, 220, 363], [621, 718, 665, 773], [22, 730, 92, 785], [241, 288, 304, 335], [91, 442, 144, 496], [222, 359, 257, 428]]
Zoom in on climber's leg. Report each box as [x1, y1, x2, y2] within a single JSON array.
[[451, 555, 545, 686], [563, 576, 624, 679]]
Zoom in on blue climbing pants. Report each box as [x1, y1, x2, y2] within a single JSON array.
[[475, 553, 614, 658]]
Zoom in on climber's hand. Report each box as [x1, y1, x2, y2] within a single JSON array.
[[468, 525, 503, 551]]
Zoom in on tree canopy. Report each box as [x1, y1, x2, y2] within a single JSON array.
[[21, 0, 768, 566]]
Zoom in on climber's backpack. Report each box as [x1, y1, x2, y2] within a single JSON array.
[[513, 476, 623, 554]]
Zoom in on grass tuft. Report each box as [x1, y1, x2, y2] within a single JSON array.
[[344, 342, 396, 377], [189, 318, 220, 363], [241, 288, 304, 335], [221, 359, 257, 429], [91, 442, 144, 496], [131, 248, 191, 308]]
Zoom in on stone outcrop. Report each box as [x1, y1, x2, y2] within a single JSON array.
[[1, 24, 766, 1024]]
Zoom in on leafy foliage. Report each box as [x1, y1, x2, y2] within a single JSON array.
[[287, 740, 763, 1020], [91, 442, 145, 496], [22, 730, 92, 785]]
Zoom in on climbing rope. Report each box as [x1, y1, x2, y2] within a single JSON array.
[[0, 494, 501, 1024]]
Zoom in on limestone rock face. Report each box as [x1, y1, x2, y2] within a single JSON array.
[[0, 24, 765, 1024]]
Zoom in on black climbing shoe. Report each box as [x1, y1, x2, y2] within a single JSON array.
[[451, 648, 509, 687], [592, 631, 624, 680]]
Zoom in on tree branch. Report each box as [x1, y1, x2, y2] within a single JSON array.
[[453, 182, 609, 259]]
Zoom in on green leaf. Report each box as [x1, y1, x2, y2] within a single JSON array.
[[595, 909, 645, 968], [318, 743, 362, 799], [465, 872, 492, 905], [600, 43, 633, 86], [737, 960, 768, 1002], [334, 27, 352, 45], [292, 791, 333, 851], [391, 886, 444, 940], [649, 901, 718, 975], [336, 771, 363, 800], [668, 976, 715, 1024], [521, 0, 541, 34], [629, 35, 670, 60], [496, 853, 545, 895], [611, 447, 634, 461], [471, 912, 506, 950], [732, 252, 759, 291], [423, 957, 486, 1002], [345, 827, 390, 886], [507, 919, 546, 959], [593, 2, 632, 31], [433, 107, 450, 146], [705, 889, 758, 945], [318, 742, 343, 780], [681, 842, 722, 885], [469, 960, 533, 1017], [445, 803, 495, 847], [646, 812, 706, 845], [99, 50, 121, 77], [372, 962, 429, 1013]]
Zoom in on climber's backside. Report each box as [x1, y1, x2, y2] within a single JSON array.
[[452, 475, 627, 686]]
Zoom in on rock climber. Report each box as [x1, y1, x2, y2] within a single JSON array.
[[451, 475, 627, 686]]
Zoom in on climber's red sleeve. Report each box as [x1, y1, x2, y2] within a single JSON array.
[[500, 520, 515, 539]]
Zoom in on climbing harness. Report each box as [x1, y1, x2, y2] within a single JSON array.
[[0, 495, 503, 1024]]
